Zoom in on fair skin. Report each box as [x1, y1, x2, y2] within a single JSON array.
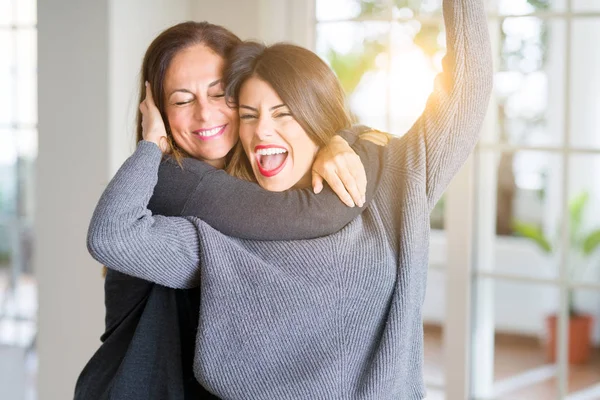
[[162, 44, 238, 169], [140, 45, 366, 205], [238, 76, 318, 192]]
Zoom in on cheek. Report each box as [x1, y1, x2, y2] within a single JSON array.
[[289, 127, 318, 167], [220, 104, 238, 126], [166, 109, 188, 136], [239, 124, 254, 153], [297, 141, 318, 167]]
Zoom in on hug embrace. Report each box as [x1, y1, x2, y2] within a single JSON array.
[[75, 0, 492, 398]]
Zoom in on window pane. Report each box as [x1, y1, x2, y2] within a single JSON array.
[[392, 0, 442, 17], [475, 150, 563, 280], [567, 154, 600, 286], [15, 129, 36, 221], [0, 30, 14, 125], [316, 0, 389, 21], [497, 0, 566, 15], [570, 19, 600, 150], [574, 0, 600, 11], [0, 0, 12, 26], [15, 0, 35, 26], [389, 20, 444, 136], [471, 278, 560, 399], [0, 129, 16, 217], [562, 288, 600, 396], [482, 18, 566, 147], [16, 128, 36, 160], [15, 28, 36, 125], [317, 21, 390, 131]]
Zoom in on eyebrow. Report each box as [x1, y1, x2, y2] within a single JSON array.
[[208, 79, 222, 88], [168, 79, 222, 97], [239, 104, 287, 112], [169, 88, 194, 97]]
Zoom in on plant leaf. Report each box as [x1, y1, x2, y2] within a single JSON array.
[[327, 40, 385, 96], [569, 191, 589, 240], [582, 229, 600, 256], [513, 221, 553, 253], [527, 0, 551, 10]]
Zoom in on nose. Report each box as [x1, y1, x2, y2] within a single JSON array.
[[193, 97, 212, 122], [255, 115, 273, 140]]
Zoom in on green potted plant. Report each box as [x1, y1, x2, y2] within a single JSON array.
[[513, 191, 600, 364]]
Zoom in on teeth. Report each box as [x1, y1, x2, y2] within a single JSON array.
[[196, 126, 222, 137], [256, 148, 287, 156]]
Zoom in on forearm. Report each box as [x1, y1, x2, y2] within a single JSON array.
[[87, 141, 201, 289], [180, 138, 384, 240]]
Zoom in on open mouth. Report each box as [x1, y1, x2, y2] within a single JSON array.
[[255, 146, 288, 177], [192, 124, 227, 141]]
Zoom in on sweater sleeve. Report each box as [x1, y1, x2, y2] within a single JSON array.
[[388, 0, 493, 211], [152, 129, 383, 241], [87, 141, 201, 289]]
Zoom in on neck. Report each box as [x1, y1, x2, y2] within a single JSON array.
[[292, 171, 313, 190], [205, 157, 226, 169]]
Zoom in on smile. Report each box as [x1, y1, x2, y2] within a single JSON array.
[[192, 124, 227, 141], [255, 145, 288, 178]]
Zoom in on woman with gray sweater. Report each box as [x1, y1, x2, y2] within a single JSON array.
[[87, 0, 492, 398], [76, 21, 382, 400]]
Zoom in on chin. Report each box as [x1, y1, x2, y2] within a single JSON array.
[[196, 143, 235, 161], [257, 178, 295, 192]]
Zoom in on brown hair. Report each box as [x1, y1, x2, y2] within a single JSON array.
[[136, 21, 241, 162], [223, 42, 353, 180], [103, 22, 241, 278]]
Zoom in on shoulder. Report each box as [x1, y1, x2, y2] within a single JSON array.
[[159, 155, 217, 178]]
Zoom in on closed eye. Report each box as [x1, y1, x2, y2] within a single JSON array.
[[240, 114, 257, 120], [174, 100, 193, 106], [274, 112, 293, 118]]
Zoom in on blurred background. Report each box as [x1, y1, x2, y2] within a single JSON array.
[[1, 0, 600, 399]]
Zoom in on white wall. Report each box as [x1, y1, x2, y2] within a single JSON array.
[[109, 0, 193, 175], [37, 1, 191, 399], [192, 0, 314, 47]]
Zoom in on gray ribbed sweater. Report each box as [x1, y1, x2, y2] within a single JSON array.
[[87, 1, 492, 398]]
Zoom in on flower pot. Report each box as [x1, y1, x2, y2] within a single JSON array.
[[545, 313, 594, 364]]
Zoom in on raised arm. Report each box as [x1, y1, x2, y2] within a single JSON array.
[[390, 0, 493, 210], [87, 141, 201, 289]]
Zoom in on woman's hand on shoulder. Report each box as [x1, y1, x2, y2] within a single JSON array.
[[312, 135, 366, 208], [140, 81, 169, 152]]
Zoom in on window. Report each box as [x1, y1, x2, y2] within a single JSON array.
[[0, 0, 38, 398], [315, 0, 446, 231], [315, 0, 600, 398]]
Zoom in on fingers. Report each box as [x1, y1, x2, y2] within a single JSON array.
[[312, 170, 324, 194], [140, 82, 157, 116], [321, 169, 355, 207], [144, 81, 157, 108], [347, 154, 367, 205], [337, 165, 363, 208]]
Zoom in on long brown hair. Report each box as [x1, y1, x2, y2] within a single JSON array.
[[224, 42, 353, 180], [103, 22, 241, 278], [136, 21, 241, 161]]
